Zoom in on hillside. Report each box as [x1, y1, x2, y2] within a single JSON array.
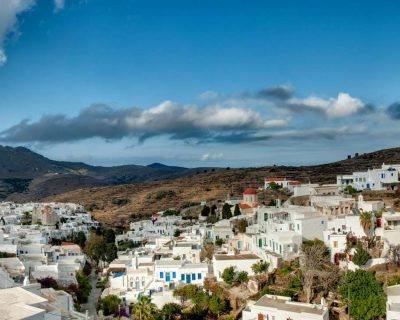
[[44, 146, 400, 226], [0, 145, 215, 200]]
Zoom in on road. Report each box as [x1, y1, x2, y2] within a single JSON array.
[[81, 270, 102, 319]]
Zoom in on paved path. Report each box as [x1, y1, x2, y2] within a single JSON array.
[[81, 270, 102, 319]]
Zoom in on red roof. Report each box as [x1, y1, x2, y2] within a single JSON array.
[[239, 203, 252, 209], [243, 188, 257, 195]]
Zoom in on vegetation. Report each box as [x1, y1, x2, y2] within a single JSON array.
[[359, 211, 373, 231], [339, 269, 386, 320], [215, 238, 224, 246], [0, 252, 16, 258], [99, 295, 121, 316], [117, 240, 141, 251], [130, 296, 158, 320], [174, 229, 181, 237], [344, 185, 358, 195], [37, 277, 59, 289], [158, 303, 182, 320], [72, 231, 87, 248], [221, 266, 249, 286], [163, 209, 180, 216], [75, 270, 92, 304], [268, 182, 282, 190], [233, 204, 241, 216], [251, 261, 269, 274], [233, 218, 248, 233], [352, 242, 371, 266], [201, 205, 211, 217], [221, 203, 232, 219]]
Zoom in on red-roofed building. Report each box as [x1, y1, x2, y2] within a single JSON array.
[[242, 188, 258, 208], [264, 178, 301, 191]]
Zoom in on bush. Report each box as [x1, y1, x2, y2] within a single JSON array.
[[221, 267, 236, 285], [99, 295, 121, 316], [353, 243, 371, 266]]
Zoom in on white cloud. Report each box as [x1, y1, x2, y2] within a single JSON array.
[[287, 92, 366, 117], [198, 90, 219, 100], [54, 0, 65, 12], [0, 0, 35, 66], [201, 152, 223, 161]]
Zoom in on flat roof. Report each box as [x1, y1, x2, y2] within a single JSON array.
[[254, 295, 326, 315], [214, 254, 260, 261]]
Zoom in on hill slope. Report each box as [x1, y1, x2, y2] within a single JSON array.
[[44, 146, 400, 226], [0, 145, 214, 200]]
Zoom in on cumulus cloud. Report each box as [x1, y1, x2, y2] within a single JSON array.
[[0, 0, 35, 66], [0, 102, 288, 144], [285, 92, 371, 117]]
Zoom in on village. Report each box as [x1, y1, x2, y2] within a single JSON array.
[[0, 163, 399, 319]]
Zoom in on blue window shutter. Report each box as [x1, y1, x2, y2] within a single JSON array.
[[198, 273, 202, 279], [181, 274, 185, 281], [172, 272, 176, 278], [160, 272, 164, 278], [192, 273, 195, 280]]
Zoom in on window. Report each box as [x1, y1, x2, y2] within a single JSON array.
[[172, 272, 176, 278], [198, 273, 202, 279], [192, 273, 196, 280], [181, 274, 185, 281], [160, 272, 164, 279], [333, 241, 338, 248]]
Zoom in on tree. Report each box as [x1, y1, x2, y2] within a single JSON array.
[[344, 185, 358, 195], [99, 295, 121, 316], [104, 243, 118, 263], [37, 277, 58, 289], [339, 270, 385, 320], [359, 211, 372, 232], [221, 266, 236, 285], [85, 234, 107, 264], [75, 270, 92, 304], [233, 204, 241, 216], [200, 243, 214, 262], [73, 231, 87, 248], [174, 229, 181, 237], [159, 303, 182, 320], [210, 205, 217, 215], [300, 239, 338, 303], [268, 182, 281, 190], [173, 284, 199, 303], [234, 219, 248, 233], [221, 203, 232, 219], [103, 228, 116, 243], [21, 211, 32, 225], [251, 261, 269, 274], [130, 296, 158, 320], [234, 271, 249, 284], [201, 205, 211, 217], [208, 294, 226, 317], [352, 242, 371, 266], [215, 238, 224, 246]]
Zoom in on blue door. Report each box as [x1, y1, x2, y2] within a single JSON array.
[[166, 272, 171, 282], [186, 274, 191, 284]]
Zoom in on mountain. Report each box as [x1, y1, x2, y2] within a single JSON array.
[[44, 146, 400, 226], [0, 145, 216, 200]]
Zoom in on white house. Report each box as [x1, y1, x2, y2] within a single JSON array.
[[212, 253, 261, 281], [387, 285, 400, 320], [242, 294, 329, 320]]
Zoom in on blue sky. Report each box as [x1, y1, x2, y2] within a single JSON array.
[[0, 0, 400, 167]]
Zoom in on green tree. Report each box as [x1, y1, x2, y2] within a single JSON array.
[[73, 231, 87, 248], [103, 229, 116, 243], [173, 284, 199, 303], [75, 270, 92, 304], [130, 296, 158, 320], [234, 271, 249, 284], [104, 243, 118, 263], [344, 185, 358, 195], [85, 234, 107, 264], [221, 266, 236, 285], [339, 270, 385, 320], [233, 204, 241, 216], [268, 182, 281, 190], [215, 238, 224, 246], [221, 203, 232, 219], [251, 261, 269, 274], [353, 242, 371, 266], [201, 205, 211, 217], [234, 219, 248, 233], [159, 303, 182, 320], [174, 229, 181, 237], [359, 211, 373, 231], [99, 295, 121, 316], [208, 294, 226, 317]]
